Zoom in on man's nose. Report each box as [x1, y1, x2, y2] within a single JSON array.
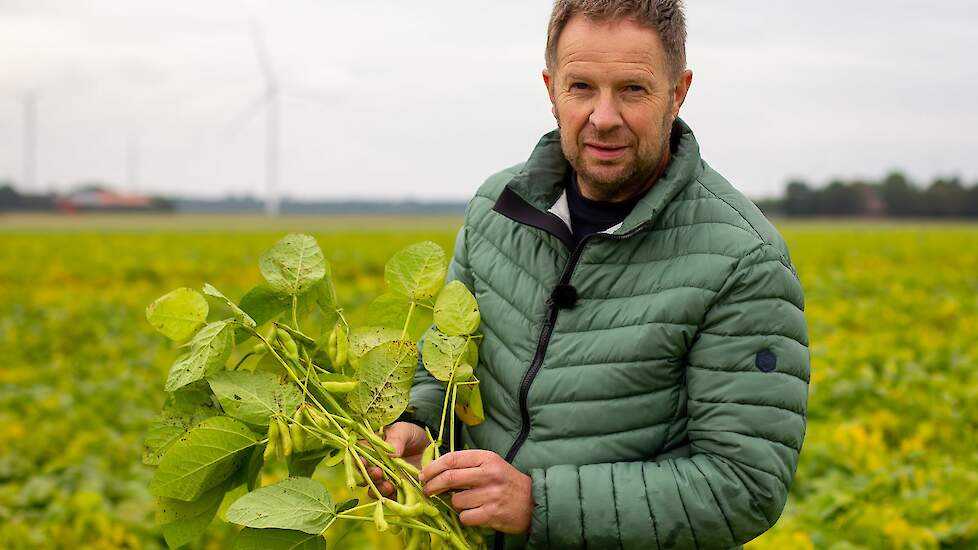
[[588, 91, 623, 133]]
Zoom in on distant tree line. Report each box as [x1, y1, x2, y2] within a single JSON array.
[[755, 172, 978, 218]]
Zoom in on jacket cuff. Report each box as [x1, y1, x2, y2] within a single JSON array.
[[527, 469, 550, 548]]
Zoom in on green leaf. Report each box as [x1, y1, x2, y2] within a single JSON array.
[[287, 449, 327, 478], [239, 284, 291, 327], [156, 477, 231, 548], [346, 340, 418, 428], [433, 280, 480, 336], [203, 283, 256, 327], [164, 320, 235, 392], [313, 262, 338, 313], [260, 234, 327, 296], [347, 326, 402, 370], [421, 327, 469, 382], [384, 241, 447, 301], [146, 287, 209, 342], [226, 477, 335, 535], [234, 528, 327, 550], [335, 498, 359, 514], [143, 382, 219, 466], [208, 370, 302, 427], [365, 292, 432, 342], [455, 378, 484, 426], [150, 416, 258, 501]]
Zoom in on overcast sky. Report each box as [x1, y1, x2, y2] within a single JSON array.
[[1, 0, 976, 200]]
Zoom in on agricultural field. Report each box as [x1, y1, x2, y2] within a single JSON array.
[[0, 215, 976, 549]]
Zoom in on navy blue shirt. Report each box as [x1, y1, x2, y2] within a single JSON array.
[[565, 169, 648, 245]]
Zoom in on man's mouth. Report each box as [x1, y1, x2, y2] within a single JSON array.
[[584, 143, 628, 161]]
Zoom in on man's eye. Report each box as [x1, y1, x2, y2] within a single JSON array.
[[571, 82, 590, 91], [625, 85, 646, 93]]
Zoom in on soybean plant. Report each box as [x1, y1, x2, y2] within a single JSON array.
[[143, 234, 486, 549]]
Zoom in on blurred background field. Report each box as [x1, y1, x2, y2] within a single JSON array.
[[1, 214, 976, 549]]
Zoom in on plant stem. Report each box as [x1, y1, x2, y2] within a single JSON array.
[[450, 384, 458, 453], [400, 301, 417, 341], [291, 294, 299, 329]]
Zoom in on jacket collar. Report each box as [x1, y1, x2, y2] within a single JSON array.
[[494, 117, 703, 243]]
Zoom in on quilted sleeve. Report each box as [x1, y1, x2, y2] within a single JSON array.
[[404, 225, 474, 433], [527, 243, 810, 549]]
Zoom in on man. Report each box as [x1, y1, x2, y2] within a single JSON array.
[[370, 1, 810, 548]]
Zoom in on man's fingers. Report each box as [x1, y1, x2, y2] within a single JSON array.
[[423, 466, 484, 497], [458, 505, 493, 528], [367, 480, 396, 499], [450, 487, 493, 512], [367, 467, 383, 481], [420, 450, 490, 483]]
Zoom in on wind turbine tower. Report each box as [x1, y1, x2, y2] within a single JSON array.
[[250, 19, 280, 217], [22, 91, 37, 194]]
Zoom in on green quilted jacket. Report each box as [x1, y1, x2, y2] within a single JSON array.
[[408, 119, 810, 549]]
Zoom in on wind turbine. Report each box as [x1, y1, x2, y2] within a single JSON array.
[[18, 90, 39, 194], [222, 17, 340, 216]]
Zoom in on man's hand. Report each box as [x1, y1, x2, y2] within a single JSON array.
[[420, 449, 533, 534], [365, 421, 429, 498]]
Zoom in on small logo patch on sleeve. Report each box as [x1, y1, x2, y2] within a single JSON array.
[[755, 349, 777, 372]]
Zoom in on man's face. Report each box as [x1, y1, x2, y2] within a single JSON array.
[[544, 15, 692, 201]]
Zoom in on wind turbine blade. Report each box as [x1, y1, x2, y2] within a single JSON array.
[[249, 18, 276, 85], [219, 92, 268, 144]]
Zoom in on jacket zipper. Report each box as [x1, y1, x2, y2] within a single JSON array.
[[502, 226, 646, 464], [493, 222, 649, 550]]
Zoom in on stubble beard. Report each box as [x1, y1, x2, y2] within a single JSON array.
[[559, 114, 674, 203]]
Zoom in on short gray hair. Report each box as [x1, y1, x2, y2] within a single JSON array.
[[545, 0, 687, 78]]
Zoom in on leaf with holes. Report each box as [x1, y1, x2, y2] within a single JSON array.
[[346, 326, 402, 370], [164, 320, 235, 392], [143, 381, 219, 466], [208, 370, 302, 427], [421, 327, 469, 382], [366, 292, 432, 342], [347, 339, 418, 428]]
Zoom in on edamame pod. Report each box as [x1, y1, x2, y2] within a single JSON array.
[[343, 450, 357, 490], [290, 410, 306, 453], [357, 423, 395, 454], [275, 328, 299, 362], [373, 501, 389, 532], [383, 496, 423, 517], [430, 533, 443, 550], [421, 441, 436, 468], [264, 420, 279, 461], [391, 456, 420, 478], [322, 380, 358, 394], [278, 417, 292, 458], [334, 323, 348, 367]]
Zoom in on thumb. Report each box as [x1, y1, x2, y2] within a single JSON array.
[[384, 423, 412, 457]]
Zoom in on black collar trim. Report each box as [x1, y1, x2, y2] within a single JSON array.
[[492, 186, 574, 249]]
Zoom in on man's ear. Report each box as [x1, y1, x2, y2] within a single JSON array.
[[542, 69, 558, 119], [672, 69, 693, 118]]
